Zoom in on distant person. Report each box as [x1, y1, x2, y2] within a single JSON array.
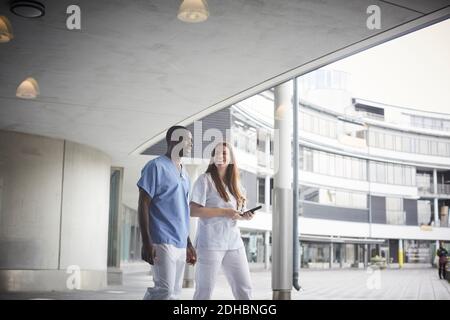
[[190, 142, 254, 300], [437, 241, 448, 280], [137, 125, 197, 300]]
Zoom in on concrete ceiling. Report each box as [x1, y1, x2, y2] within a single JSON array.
[[0, 0, 449, 166]]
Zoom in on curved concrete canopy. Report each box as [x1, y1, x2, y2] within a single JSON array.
[[0, 0, 449, 163]]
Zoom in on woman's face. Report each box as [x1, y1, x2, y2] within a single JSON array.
[[213, 144, 231, 168]]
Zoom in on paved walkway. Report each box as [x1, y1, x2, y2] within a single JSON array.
[[1, 268, 449, 300]]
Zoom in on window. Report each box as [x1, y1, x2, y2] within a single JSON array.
[[345, 156, 352, 179], [410, 168, 416, 186], [361, 160, 367, 181], [385, 133, 393, 150], [378, 132, 385, 148], [402, 136, 411, 153], [394, 135, 402, 151], [329, 122, 337, 138], [430, 141, 438, 156], [319, 119, 329, 137], [302, 112, 311, 132], [335, 155, 344, 177], [387, 164, 394, 184], [418, 200, 431, 225], [411, 138, 417, 153], [353, 193, 368, 209], [318, 151, 328, 175], [386, 197, 405, 225], [304, 149, 313, 171], [351, 158, 361, 180], [335, 190, 349, 207], [368, 130, 376, 146], [299, 185, 319, 202], [394, 166, 403, 185], [438, 142, 446, 157], [376, 162, 386, 183], [328, 153, 336, 176], [257, 133, 266, 152], [443, 120, 450, 131], [257, 178, 265, 204], [419, 139, 428, 154], [313, 117, 320, 134]]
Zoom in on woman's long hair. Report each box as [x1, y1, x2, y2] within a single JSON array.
[[206, 142, 245, 209]]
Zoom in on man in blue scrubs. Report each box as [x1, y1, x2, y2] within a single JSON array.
[[137, 125, 196, 300]]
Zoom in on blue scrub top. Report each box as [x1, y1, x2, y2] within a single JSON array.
[[137, 155, 190, 248]]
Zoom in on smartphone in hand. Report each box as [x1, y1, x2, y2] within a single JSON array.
[[240, 205, 262, 216]]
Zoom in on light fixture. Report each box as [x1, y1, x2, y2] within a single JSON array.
[[0, 16, 13, 43], [16, 77, 40, 99], [177, 0, 209, 23], [10, 0, 45, 18]]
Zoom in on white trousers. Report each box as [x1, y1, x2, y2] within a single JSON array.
[[143, 244, 186, 300], [193, 247, 252, 300]]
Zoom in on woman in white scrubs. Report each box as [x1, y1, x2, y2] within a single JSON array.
[[190, 142, 254, 300]]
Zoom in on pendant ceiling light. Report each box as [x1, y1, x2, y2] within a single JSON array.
[[177, 0, 209, 23], [16, 77, 40, 99], [0, 16, 13, 43], [10, 0, 45, 18]]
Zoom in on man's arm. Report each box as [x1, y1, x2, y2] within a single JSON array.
[[138, 188, 156, 265]]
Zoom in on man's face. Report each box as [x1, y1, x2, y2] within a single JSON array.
[[170, 129, 193, 158], [182, 131, 193, 156]]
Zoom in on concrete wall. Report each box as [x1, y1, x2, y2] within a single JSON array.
[[0, 131, 64, 270], [59, 141, 111, 271], [0, 131, 111, 291]]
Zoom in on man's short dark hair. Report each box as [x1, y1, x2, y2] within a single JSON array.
[[166, 125, 189, 146]]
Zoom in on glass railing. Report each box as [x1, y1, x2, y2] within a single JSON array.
[[417, 185, 433, 194], [438, 183, 450, 195], [417, 183, 450, 195]]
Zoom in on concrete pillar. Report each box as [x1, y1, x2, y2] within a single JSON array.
[[434, 198, 439, 227], [398, 239, 404, 269], [433, 169, 439, 230], [183, 164, 201, 288], [329, 242, 334, 269], [364, 244, 368, 268], [107, 167, 124, 285], [264, 231, 271, 270], [0, 130, 111, 292], [265, 175, 271, 212], [272, 81, 293, 300]]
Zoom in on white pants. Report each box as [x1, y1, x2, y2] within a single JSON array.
[[143, 244, 186, 300], [193, 247, 252, 300]]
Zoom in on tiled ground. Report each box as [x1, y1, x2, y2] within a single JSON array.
[[1, 267, 449, 300]]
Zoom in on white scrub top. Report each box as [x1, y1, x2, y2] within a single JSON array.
[[190, 173, 246, 251]]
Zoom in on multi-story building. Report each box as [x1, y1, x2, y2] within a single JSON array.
[[123, 69, 450, 270]]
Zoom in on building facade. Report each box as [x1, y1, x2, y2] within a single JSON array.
[[124, 69, 450, 270]]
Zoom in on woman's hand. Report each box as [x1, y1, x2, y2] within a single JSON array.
[[222, 208, 241, 220], [239, 211, 255, 221]]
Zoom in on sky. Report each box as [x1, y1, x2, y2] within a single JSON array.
[[323, 19, 450, 114]]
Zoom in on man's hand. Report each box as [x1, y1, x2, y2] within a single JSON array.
[[141, 243, 157, 265], [186, 244, 197, 265]]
